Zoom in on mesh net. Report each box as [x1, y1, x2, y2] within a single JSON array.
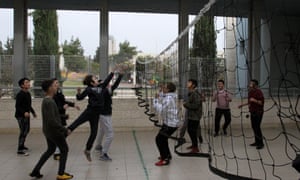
[[134, 0, 300, 179]]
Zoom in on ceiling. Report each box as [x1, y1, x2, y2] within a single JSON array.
[[1, 0, 300, 17]]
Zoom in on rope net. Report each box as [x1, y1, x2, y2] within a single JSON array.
[[133, 0, 300, 179]]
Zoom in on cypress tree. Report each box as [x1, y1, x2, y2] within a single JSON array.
[[190, 15, 217, 88], [32, 10, 59, 97]]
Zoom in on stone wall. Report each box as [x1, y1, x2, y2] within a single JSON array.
[[0, 97, 297, 133]]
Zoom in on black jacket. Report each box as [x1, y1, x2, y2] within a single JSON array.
[[15, 90, 36, 118], [101, 74, 123, 115], [76, 72, 114, 110], [54, 89, 75, 115]]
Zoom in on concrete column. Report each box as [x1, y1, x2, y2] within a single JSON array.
[[248, 0, 262, 81], [13, 0, 28, 92], [99, 0, 109, 79], [260, 18, 271, 96], [178, 0, 189, 99], [224, 17, 237, 92]]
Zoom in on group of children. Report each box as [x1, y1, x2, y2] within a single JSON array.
[[14, 70, 123, 180], [152, 78, 265, 166], [14, 74, 265, 178]]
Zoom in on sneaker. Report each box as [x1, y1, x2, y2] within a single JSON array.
[[29, 171, 43, 179], [256, 144, 264, 150], [53, 154, 60, 160], [155, 159, 169, 166], [57, 172, 73, 180], [99, 153, 112, 161], [22, 146, 29, 151], [17, 150, 29, 156], [84, 150, 92, 162]]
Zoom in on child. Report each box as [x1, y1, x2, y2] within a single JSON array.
[[183, 79, 203, 153], [52, 78, 80, 160], [15, 77, 37, 156], [238, 79, 265, 150], [95, 72, 123, 161], [153, 82, 179, 166], [30, 79, 73, 180], [67, 72, 114, 162], [212, 79, 232, 137]]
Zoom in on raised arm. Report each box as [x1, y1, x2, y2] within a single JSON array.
[[111, 73, 123, 91], [100, 72, 114, 88]]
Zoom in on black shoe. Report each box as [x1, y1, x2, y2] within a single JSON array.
[[17, 150, 29, 156], [249, 142, 257, 146], [223, 130, 227, 136], [30, 172, 43, 179], [256, 144, 264, 150], [213, 133, 219, 137], [19, 146, 29, 151]]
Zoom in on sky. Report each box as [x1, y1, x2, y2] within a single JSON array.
[[0, 9, 224, 56]]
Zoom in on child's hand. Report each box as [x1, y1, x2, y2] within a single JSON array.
[[24, 112, 30, 118]]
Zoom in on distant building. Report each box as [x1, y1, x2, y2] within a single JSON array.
[[109, 36, 116, 55]]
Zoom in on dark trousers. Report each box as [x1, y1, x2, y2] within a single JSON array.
[[68, 108, 99, 151], [214, 108, 231, 134], [156, 124, 177, 160], [250, 112, 264, 146], [16, 117, 30, 150], [187, 120, 200, 147], [32, 135, 68, 175]]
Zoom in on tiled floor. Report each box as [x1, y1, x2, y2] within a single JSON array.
[[0, 130, 221, 180], [0, 129, 299, 180]]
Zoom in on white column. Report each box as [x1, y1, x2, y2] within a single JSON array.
[[178, 0, 189, 99], [13, 0, 28, 91], [224, 17, 237, 92], [99, 0, 109, 79]]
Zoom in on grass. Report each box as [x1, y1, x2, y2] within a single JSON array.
[[61, 80, 83, 97]]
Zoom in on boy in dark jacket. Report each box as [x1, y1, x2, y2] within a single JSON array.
[[30, 79, 73, 180], [15, 77, 37, 156], [183, 79, 203, 153], [67, 72, 114, 162]]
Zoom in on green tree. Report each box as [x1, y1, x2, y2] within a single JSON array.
[[32, 10, 59, 97], [111, 41, 137, 64], [62, 37, 87, 76], [190, 16, 217, 88], [4, 38, 13, 55], [93, 46, 100, 62], [0, 41, 3, 55], [110, 41, 138, 80]]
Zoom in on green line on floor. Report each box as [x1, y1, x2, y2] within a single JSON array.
[[132, 130, 150, 180]]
